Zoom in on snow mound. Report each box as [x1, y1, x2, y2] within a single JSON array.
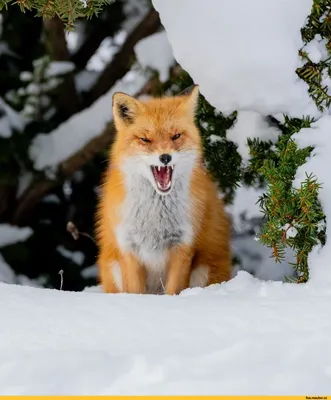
[[0, 273, 331, 395], [135, 31, 174, 82], [152, 0, 318, 117]]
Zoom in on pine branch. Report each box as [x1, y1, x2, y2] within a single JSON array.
[[0, 0, 115, 29], [257, 117, 325, 281]]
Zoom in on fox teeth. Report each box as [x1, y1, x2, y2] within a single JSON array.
[[156, 166, 160, 171]]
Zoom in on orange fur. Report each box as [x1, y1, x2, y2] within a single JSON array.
[[95, 86, 231, 295]]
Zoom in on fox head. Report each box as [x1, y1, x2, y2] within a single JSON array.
[[111, 86, 202, 196]]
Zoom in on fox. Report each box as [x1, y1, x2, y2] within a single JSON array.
[[95, 85, 231, 295]]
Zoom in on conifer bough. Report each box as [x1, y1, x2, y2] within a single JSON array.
[[0, 0, 114, 29]]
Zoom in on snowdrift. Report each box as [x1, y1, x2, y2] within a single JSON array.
[[1, 272, 330, 395]]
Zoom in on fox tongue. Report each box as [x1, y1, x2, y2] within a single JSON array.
[[155, 166, 171, 190]]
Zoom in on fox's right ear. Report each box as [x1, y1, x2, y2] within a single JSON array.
[[112, 92, 143, 127]]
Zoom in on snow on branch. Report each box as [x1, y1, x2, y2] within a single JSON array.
[[89, 8, 160, 104], [0, 98, 25, 138], [0, 224, 32, 247], [29, 71, 149, 171], [134, 31, 175, 82], [152, 0, 318, 118], [226, 112, 281, 165]]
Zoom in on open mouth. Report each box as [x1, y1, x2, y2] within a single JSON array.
[[151, 165, 174, 193]]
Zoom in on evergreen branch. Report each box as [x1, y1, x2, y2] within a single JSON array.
[[0, 0, 114, 28]]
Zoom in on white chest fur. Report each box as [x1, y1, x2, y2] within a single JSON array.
[[115, 171, 194, 293]]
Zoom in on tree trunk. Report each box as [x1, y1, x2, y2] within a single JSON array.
[[43, 16, 80, 117]]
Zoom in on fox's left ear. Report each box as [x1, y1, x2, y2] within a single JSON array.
[[112, 92, 143, 128], [182, 84, 200, 117]]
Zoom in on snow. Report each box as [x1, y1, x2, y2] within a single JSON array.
[[0, 255, 15, 284], [75, 70, 100, 93], [0, 98, 24, 138], [0, 225, 33, 248], [65, 21, 85, 54], [25, 83, 39, 96], [19, 71, 33, 82], [1, 272, 331, 395], [282, 223, 298, 239], [293, 115, 331, 285], [0, 256, 41, 286], [152, 0, 318, 118], [16, 275, 42, 288], [134, 31, 174, 82], [29, 70, 149, 171], [0, 42, 17, 58], [227, 111, 281, 164], [57, 245, 85, 266], [0, 225, 33, 284], [233, 237, 295, 282], [304, 34, 328, 64], [122, 0, 150, 32], [227, 185, 265, 234], [45, 61, 75, 78], [208, 134, 222, 144], [87, 31, 126, 72], [81, 264, 98, 279]]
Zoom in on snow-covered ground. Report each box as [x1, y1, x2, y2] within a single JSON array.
[[0, 272, 330, 395]]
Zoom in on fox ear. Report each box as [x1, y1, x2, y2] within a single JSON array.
[[182, 84, 200, 117], [112, 92, 143, 127]]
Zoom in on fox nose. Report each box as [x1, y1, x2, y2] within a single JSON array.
[[159, 153, 172, 165]]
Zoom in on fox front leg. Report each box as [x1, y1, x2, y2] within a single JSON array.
[[121, 252, 147, 294], [165, 245, 194, 295]]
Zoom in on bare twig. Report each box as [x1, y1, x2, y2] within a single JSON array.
[[58, 269, 64, 290], [67, 221, 96, 244], [160, 277, 166, 293]]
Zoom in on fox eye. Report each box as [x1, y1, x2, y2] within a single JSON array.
[[172, 133, 181, 140], [140, 137, 151, 143]]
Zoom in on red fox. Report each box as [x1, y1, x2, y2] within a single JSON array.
[[95, 86, 231, 295]]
